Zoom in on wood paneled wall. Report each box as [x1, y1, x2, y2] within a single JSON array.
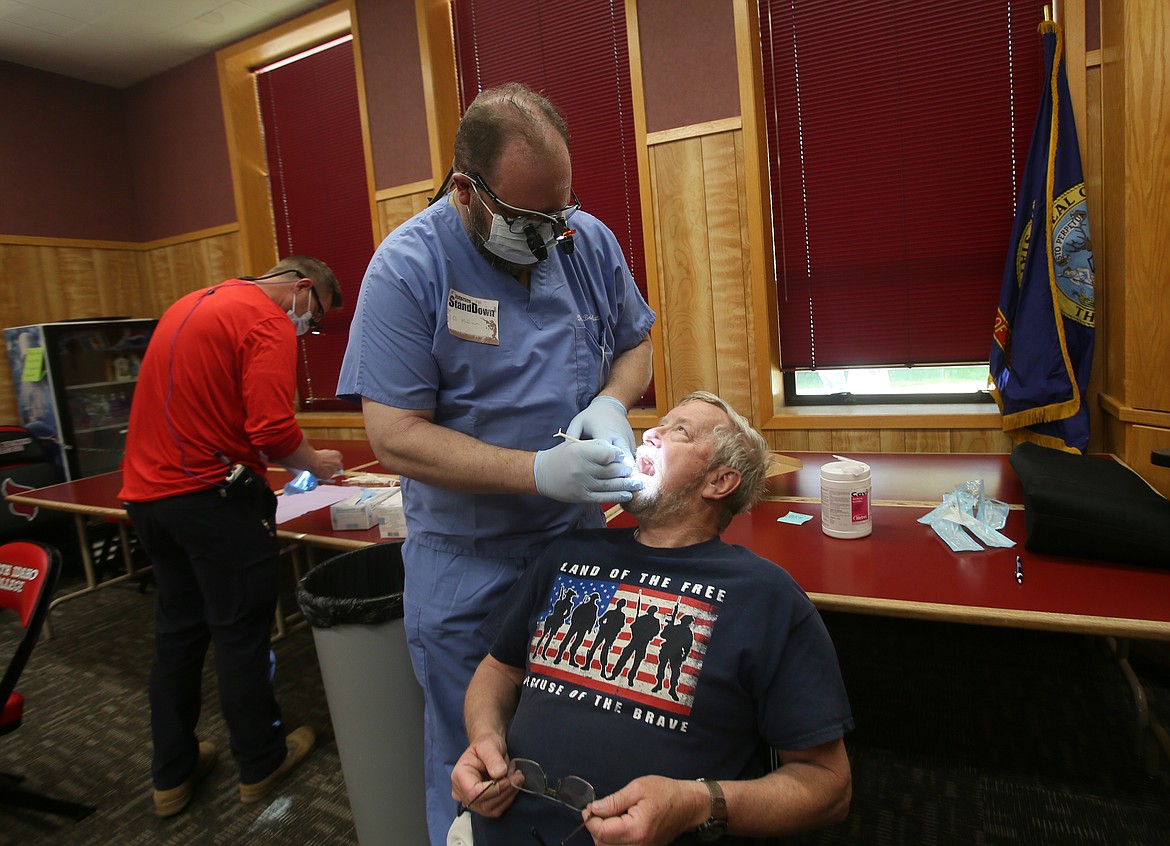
[[0, 189, 427, 444], [764, 423, 1012, 455], [0, 227, 240, 427], [1092, 0, 1170, 496], [649, 125, 757, 417], [1, 240, 142, 329], [375, 181, 432, 240], [135, 228, 243, 315]]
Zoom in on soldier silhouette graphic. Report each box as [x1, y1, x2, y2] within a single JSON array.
[[535, 586, 576, 660], [556, 591, 601, 665], [608, 602, 661, 686]]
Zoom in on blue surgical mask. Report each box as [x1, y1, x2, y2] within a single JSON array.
[[287, 290, 314, 336]]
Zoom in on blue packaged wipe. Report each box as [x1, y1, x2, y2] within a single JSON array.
[[918, 501, 984, 552], [283, 469, 318, 495], [918, 482, 1016, 552]]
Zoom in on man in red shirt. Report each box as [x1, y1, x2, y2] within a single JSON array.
[[120, 256, 344, 817]]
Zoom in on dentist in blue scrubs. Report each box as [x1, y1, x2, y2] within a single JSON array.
[[338, 82, 654, 846]]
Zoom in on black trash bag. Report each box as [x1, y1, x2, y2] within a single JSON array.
[[296, 542, 405, 628]]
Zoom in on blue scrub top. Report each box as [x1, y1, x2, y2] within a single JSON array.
[[338, 198, 655, 557]]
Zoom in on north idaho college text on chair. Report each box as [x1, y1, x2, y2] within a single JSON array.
[[0, 540, 96, 820]]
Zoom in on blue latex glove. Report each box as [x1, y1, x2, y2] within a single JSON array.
[[282, 469, 318, 495], [534, 440, 642, 504], [565, 395, 635, 461]]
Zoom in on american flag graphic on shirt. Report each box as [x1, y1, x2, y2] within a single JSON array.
[[527, 573, 720, 717]]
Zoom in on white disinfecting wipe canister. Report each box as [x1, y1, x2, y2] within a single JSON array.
[[820, 458, 872, 539]]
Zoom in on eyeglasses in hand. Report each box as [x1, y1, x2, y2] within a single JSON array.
[[457, 758, 595, 845], [506, 758, 594, 846]]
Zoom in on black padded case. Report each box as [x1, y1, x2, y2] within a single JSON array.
[[1010, 441, 1170, 568]]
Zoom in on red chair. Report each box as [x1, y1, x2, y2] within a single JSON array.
[[0, 540, 96, 820]]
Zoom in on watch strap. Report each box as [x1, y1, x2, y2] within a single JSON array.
[[695, 778, 728, 840]]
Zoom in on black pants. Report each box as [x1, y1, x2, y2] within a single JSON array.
[[126, 483, 287, 789]]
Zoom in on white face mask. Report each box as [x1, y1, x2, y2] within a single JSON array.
[[474, 188, 556, 264], [287, 290, 314, 336]]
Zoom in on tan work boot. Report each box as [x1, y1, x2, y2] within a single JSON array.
[[153, 740, 218, 817], [239, 726, 316, 804]]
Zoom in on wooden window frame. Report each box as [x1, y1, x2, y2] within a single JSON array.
[[733, 0, 1093, 433], [216, 0, 379, 274]]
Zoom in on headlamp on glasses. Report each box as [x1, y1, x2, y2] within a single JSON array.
[[464, 172, 580, 258]]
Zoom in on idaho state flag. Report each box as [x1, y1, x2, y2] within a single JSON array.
[[990, 20, 1095, 454]]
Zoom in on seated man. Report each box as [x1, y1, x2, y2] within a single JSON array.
[[452, 391, 853, 845]]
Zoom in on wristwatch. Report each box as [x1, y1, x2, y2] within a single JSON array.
[[695, 778, 727, 841]]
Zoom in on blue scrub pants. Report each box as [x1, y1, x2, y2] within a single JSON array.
[[401, 538, 530, 846]]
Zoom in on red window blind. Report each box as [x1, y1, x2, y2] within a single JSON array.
[[451, 0, 653, 407], [759, 0, 1047, 371], [256, 37, 373, 411]]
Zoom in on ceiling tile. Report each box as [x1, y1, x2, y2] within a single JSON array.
[[3, 2, 86, 36], [0, 0, 328, 87], [239, 0, 324, 18], [17, 0, 134, 25]]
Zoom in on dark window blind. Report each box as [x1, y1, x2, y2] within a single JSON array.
[[452, 0, 653, 407], [256, 37, 373, 411], [759, 0, 1047, 371]]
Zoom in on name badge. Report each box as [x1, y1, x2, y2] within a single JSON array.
[[446, 289, 500, 345]]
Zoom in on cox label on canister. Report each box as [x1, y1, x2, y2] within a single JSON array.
[[820, 459, 872, 539]]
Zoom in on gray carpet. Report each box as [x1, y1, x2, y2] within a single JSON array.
[[3, 570, 1169, 845], [2, 573, 356, 846], [789, 612, 1170, 846]]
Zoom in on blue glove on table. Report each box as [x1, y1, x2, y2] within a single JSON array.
[[283, 469, 318, 495], [565, 395, 635, 461], [534, 439, 642, 504]]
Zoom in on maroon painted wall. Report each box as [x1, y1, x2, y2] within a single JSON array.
[[123, 54, 236, 243], [0, 55, 234, 243], [1, 0, 723, 243], [637, 0, 739, 133], [0, 0, 432, 243], [0, 61, 138, 241], [356, 0, 432, 188]]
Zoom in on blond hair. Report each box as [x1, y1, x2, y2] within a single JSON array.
[[679, 391, 771, 526]]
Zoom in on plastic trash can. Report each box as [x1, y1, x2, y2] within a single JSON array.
[[297, 542, 426, 845]]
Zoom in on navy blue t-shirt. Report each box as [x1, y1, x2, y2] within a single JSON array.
[[472, 527, 854, 845]]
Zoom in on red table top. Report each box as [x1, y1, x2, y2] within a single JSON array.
[[6, 470, 127, 517], [609, 502, 1170, 639], [5, 437, 389, 531], [277, 494, 391, 549], [10, 447, 1167, 639]]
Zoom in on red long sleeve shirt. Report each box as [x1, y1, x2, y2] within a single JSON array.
[[119, 280, 305, 502]]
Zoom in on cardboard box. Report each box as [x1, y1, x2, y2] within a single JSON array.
[[767, 452, 803, 477], [330, 487, 398, 531], [374, 489, 407, 538]]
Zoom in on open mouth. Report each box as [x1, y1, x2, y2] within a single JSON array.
[[635, 444, 658, 476]]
